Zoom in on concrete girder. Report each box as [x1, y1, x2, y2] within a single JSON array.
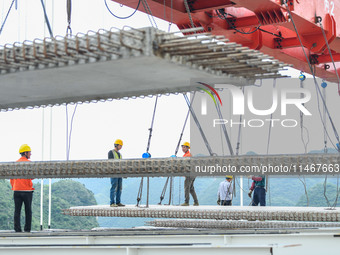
[[0, 27, 288, 111], [1, 153, 339, 179], [146, 219, 340, 229], [63, 205, 340, 222]]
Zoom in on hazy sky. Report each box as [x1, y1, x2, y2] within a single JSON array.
[[0, 0, 339, 164], [0, 0, 189, 162]]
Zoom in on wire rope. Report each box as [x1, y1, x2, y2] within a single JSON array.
[[40, 0, 53, 37], [0, 0, 15, 36], [183, 93, 214, 156], [283, 1, 340, 151], [104, 0, 141, 20]]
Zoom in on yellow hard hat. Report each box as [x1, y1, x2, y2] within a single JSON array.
[[182, 142, 190, 148], [114, 139, 123, 146], [19, 144, 31, 154], [226, 175, 233, 179]]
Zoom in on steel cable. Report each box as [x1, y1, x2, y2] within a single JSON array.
[[0, 0, 15, 36]]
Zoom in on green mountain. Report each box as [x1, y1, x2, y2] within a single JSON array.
[[0, 179, 98, 231], [75, 176, 340, 228], [2, 176, 339, 230], [296, 182, 339, 207]]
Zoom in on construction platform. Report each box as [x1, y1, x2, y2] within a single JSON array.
[[0, 27, 288, 111], [1, 153, 339, 179], [63, 205, 340, 222], [0, 228, 339, 255]]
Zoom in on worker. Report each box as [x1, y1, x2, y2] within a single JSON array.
[[248, 175, 266, 206], [10, 144, 35, 232], [109, 139, 125, 207], [217, 176, 233, 206], [181, 142, 199, 206]]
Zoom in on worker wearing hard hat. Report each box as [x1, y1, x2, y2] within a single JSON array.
[[248, 175, 266, 206], [181, 142, 199, 206], [10, 144, 35, 232], [217, 176, 233, 206], [109, 139, 125, 207]]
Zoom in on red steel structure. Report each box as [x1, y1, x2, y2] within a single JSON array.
[[112, 0, 340, 83]]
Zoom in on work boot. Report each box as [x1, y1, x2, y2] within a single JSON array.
[[181, 202, 189, 206], [193, 202, 199, 206], [117, 203, 125, 207], [110, 203, 118, 207]]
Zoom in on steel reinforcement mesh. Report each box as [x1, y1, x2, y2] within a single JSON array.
[[2, 153, 339, 179], [146, 219, 340, 229], [63, 205, 340, 222]]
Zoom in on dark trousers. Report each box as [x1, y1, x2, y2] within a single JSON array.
[[252, 186, 266, 206], [184, 177, 198, 204], [110, 178, 122, 204], [14, 191, 33, 232], [221, 200, 232, 206]]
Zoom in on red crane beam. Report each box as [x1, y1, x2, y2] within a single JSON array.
[[111, 0, 340, 82]]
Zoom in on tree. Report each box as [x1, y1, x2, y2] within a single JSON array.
[[1, 179, 98, 231], [296, 183, 340, 207]]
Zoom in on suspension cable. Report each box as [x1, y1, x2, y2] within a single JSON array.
[[299, 74, 310, 153], [298, 176, 309, 206], [40, 0, 53, 38], [263, 79, 276, 206], [65, 105, 69, 160], [297, 74, 310, 206], [234, 87, 245, 202], [137, 95, 159, 207], [322, 81, 328, 153], [183, 93, 214, 156], [219, 120, 225, 155], [323, 175, 331, 207], [169, 176, 173, 205], [317, 18, 340, 95], [141, 0, 158, 28], [168, 0, 173, 32], [183, 0, 195, 29], [331, 176, 340, 208], [136, 177, 143, 206], [322, 81, 331, 207], [68, 103, 78, 159], [174, 93, 195, 156], [145, 95, 158, 156], [215, 95, 234, 155], [159, 93, 197, 205], [66, 0, 72, 35], [235, 110, 243, 155], [158, 177, 169, 205], [65, 103, 78, 160], [213, 92, 236, 198], [283, 1, 340, 151], [0, 0, 15, 36], [235, 176, 254, 205], [178, 176, 181, 205], [266, 79, 276, 154]]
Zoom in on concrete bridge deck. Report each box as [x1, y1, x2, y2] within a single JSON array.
[[63, 205, 340, 222], [0, 27, 288, 111]]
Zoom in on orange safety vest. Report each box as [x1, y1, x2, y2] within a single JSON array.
[[10, 157, 34, 191], [183, 151, 192, 157]]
